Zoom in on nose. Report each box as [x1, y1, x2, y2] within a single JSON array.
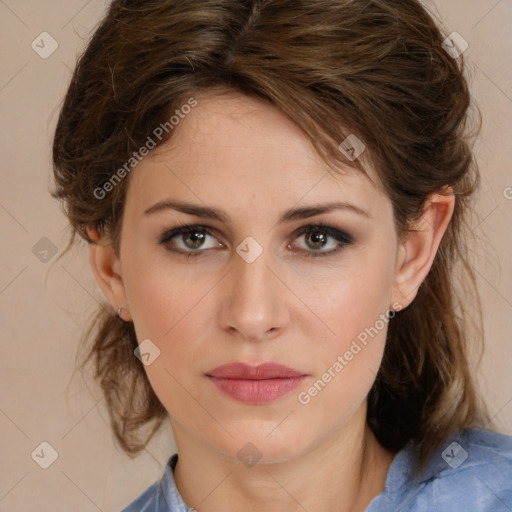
[[217, 243, 291, 343]]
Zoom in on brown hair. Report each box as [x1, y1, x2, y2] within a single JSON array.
[[52, 0, 491, 472]]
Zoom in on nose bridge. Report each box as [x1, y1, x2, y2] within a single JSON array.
[[235, 241, 272, 299], [219, 237, 289, 340]]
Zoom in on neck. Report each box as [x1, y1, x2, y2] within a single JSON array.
[[171, 405, 395, 512]]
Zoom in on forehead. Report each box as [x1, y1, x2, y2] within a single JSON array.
[[125, 91, 387, 217]]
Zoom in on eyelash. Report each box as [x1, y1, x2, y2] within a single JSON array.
[[158, 223, 354, 258]]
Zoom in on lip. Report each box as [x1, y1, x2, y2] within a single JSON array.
[[206, 363, 308, 405], [207, 362, 306, 379]]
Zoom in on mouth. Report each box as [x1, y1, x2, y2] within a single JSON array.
[[205, 362, 308, 404]]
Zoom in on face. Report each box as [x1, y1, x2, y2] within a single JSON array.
[[111, 90, 405, 463]]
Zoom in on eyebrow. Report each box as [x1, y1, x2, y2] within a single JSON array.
[[143, 199, 372, 223]]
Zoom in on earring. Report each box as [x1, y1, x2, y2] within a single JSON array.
[[389, 302, 402, 314], [117, 306, 129, 320]]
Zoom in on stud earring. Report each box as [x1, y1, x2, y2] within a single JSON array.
[[116, 306, 129, 320]]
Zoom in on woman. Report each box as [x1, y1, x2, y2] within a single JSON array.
[[52, 0, 512, 510]]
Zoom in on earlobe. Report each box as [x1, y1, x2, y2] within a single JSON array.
[[88, 238, 131, 321], [391, 189, 455, 309]]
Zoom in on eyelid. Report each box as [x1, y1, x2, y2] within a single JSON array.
[[159, 224, 220, 247], [288, 223, 353, 258], [158, 222, 354, 257], [293, 224, 353, 245]]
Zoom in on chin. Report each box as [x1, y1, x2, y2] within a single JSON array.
[[209, 425, 312, 467]]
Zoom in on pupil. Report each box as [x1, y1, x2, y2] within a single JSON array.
[[186, 231, 205, 248], [308, 231, 326, 249]]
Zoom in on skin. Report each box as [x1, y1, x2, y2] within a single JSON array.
[[89, 90, 455, 512]]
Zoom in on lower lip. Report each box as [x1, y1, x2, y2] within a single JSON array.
[[207, 376, 307, 404]]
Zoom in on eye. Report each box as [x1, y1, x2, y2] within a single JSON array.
[[159, 224, 222, 256], [290, 223, 353, 257], [159, 223, 353, 258]]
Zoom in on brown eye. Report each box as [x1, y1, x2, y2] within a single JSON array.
[[291, 224, 353, 257], [181, 229, 207, 249], [304, 230, 329, 250], [159, 225, 222, 255]]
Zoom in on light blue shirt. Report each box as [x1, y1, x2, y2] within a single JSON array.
[[121, 428, 512, 511]]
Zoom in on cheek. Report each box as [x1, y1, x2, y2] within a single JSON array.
[[294, 247, 396, 408], [121, 248, 218, 388], [123, 262, 211, 421], [122, 242, 213, 340], [304, 247, 396, 354]]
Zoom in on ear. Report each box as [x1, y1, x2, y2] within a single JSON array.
[[87, 227, 132, 321], [391, 189, 455, 310]]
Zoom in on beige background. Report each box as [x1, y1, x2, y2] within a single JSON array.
[[0, 0, 511, 510]]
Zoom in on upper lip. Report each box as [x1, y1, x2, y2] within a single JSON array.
[[206, 362, 307, 380]]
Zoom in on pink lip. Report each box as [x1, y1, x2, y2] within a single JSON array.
[[206, 363, 308, 404]]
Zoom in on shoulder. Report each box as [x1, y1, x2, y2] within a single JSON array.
[[121, 480, 160, 512], [408, 428, 512, 511], [120, 454, 189, 512], [435, 428, 512, 481]]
